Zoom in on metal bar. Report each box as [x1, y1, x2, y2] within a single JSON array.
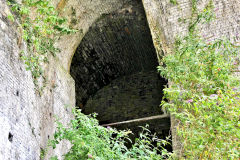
[[101, 114, 170, 127]]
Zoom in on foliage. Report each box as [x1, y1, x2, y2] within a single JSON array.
[[189, 0, 215, 32], [158, 1, 240, 159], [158, 34, 239, 97], [47, 109, 173, 160], [170, 0, 178, 5], [7, 0, 76, 90]]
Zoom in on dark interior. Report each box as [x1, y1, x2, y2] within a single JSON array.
[[70, 0, 171, 151]]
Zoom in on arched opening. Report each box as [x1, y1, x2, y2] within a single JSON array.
[[70, 0, 171, 151]]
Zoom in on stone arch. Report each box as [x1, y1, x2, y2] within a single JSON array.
[[69, 0, 171, 144], [70, 0, 159, 107], [55, 0, 142, 72]]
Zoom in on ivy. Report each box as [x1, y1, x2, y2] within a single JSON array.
[[7, 0, 77, 91]]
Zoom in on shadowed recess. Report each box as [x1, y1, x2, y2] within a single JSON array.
[[70, 0, 171, 150]]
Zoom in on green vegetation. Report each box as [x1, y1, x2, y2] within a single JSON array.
[[8, 0, 239, 159], [157, 0, 240, 159], [8, 0, 76, 91], [8, 1, 173, 159], [158, 32, 240, 159], [46, 0, 239, 159], [170, 0, 178, 5], [47, 109, 172, 160]]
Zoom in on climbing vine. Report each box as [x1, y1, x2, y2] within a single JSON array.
[[7, 0, 76, 92], [158, 0, 240, 159]]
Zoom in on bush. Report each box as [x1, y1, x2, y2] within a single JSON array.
[[158, 31, 240, 159], [47, 109, 172, 160]]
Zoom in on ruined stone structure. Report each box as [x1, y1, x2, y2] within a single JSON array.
[[0, 0, 239, 159]]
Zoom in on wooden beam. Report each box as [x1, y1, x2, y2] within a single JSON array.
[[101, 114, 170, 127]]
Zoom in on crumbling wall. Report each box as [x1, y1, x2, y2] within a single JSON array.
[[142, 0, 240, 152]]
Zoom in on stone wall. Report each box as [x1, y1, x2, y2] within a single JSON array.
[[142, 0, 240, 58], [0, 1, 75, 159], [84, 71, 165, 124]]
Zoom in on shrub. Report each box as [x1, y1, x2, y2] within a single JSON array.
[[158, 29, 240, 159], [47, 109, 173, 160]]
